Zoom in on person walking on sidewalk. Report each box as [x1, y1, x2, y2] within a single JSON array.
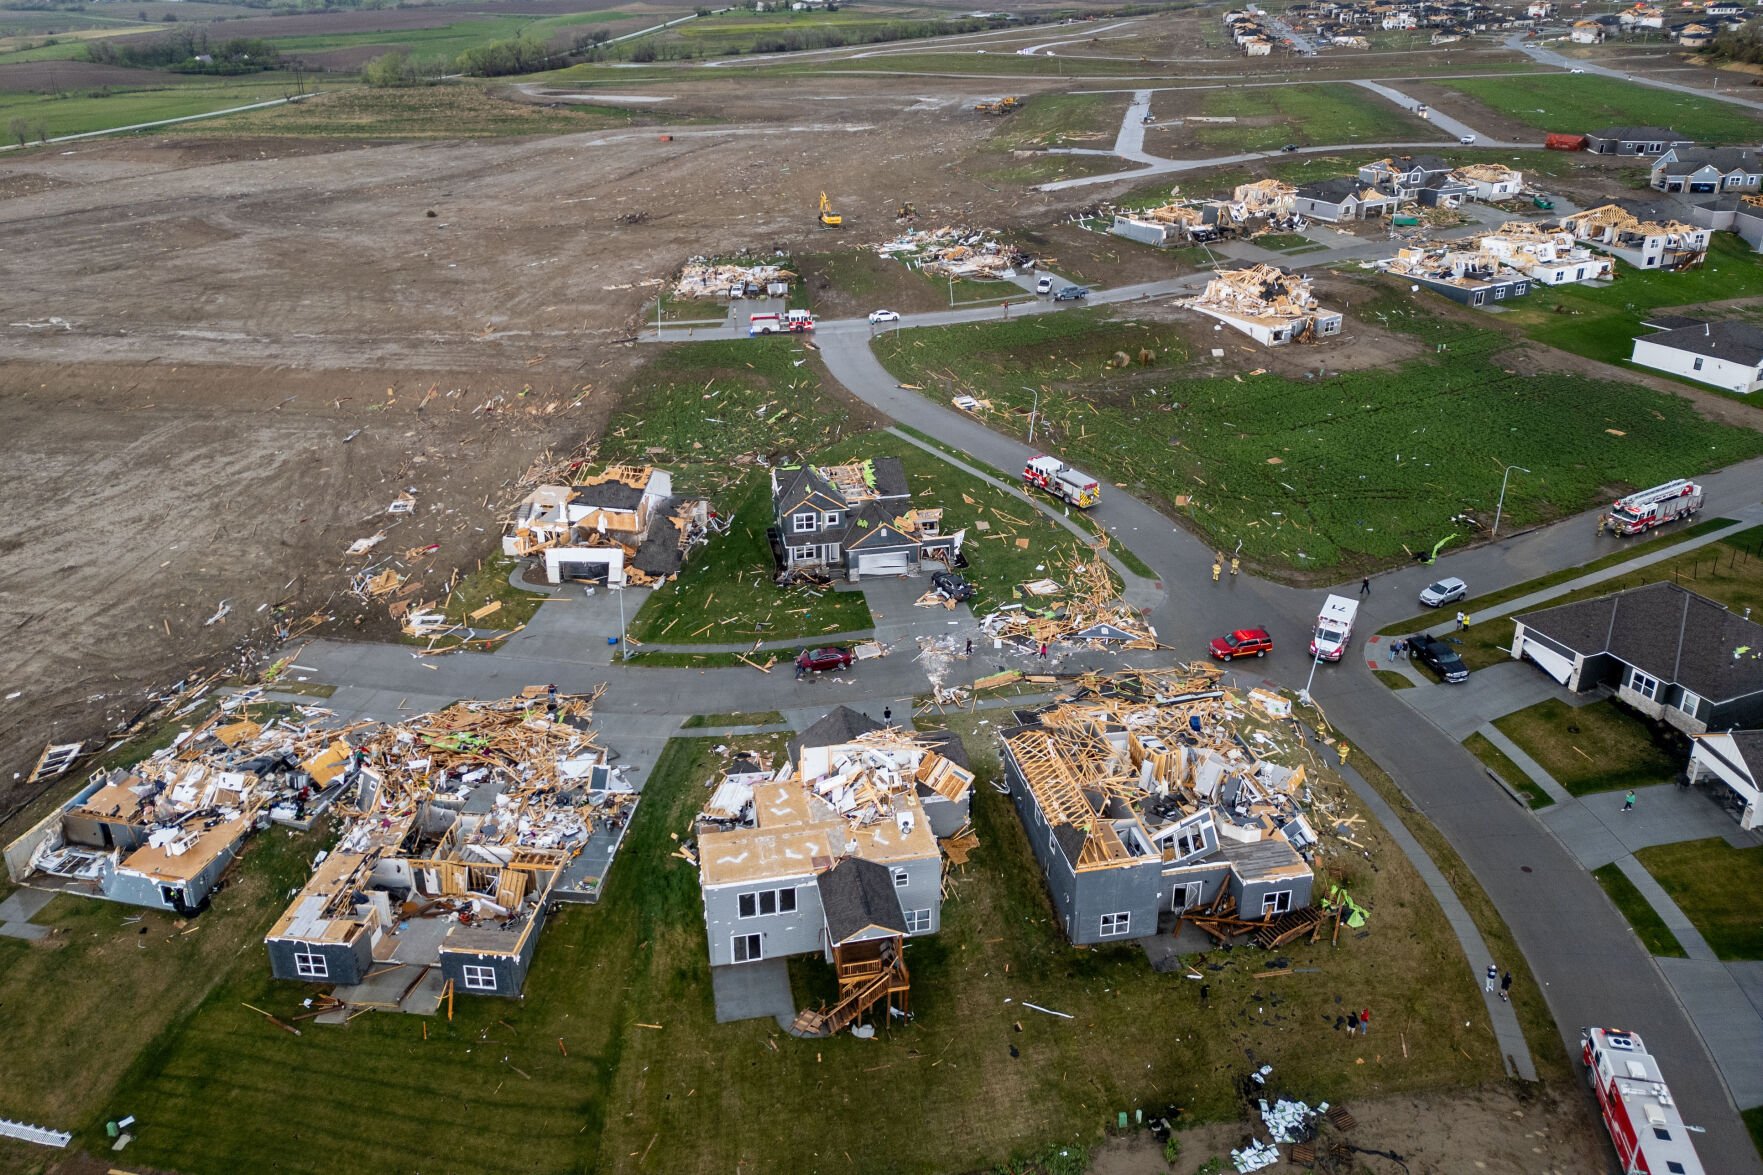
[[1500, 972, 1513, 1003], [1623, 790, 1636, 813], [1485, 963, 1498, 993], [1360, 577, 1371, 596]]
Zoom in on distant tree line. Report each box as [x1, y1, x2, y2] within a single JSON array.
[[86, 29, 282, 73], [1705, 18, 1763, 65]]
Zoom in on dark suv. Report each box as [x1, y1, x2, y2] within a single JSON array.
[[931, 570, 975, 602], [1408, 634, 1468, 683]]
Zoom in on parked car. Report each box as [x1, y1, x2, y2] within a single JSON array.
[[1209, 627, 1273, 660], [931, 570, 975, 602], [797, 646, 855, 673], [1459, 134, 1476, 145], [1570, 68, 1585, 74], [1408, 633, 1468, 683], [1418, 576, 1468, 608], [868, 309, 900, 324], [1036, 276, 1054, 295], [1280, 143, 1299, 153], [1054, 285, 1090, 302]]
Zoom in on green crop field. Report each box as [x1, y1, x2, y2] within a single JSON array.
[[172, 82, 642, 139], [874, 296, 1763, 575], [1440, 74, 1763, 144], [821, 50, 1155, 76], [268, 10, 629, 60], [1191, 83, 1445, 152], [0, 76, 297, 140]]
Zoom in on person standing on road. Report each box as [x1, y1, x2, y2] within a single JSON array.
[[1623, 790, 1636, 813], [965, 637, 973, 657], [1500, 972, 1513, 1003], [1486, 963, 1498, 993], [883, 705, 893, 725], [1360, 578, 1371, 596]]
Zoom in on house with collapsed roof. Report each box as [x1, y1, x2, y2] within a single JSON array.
[[1631, 318, 1763, 394], [1651, 147, 1763, 196], [1456, 162, 1524, 201], [503, 465, 711, 586], [1292, 177, 1400, 223], [771, 456, 959, 581], [1477, 223, 1613, 285], [5, 709, 350, 915], [1357, 155, 1472, 207], [998, 670, 1315, 946], [692, 708, 973, 1033], [1382, 244, 1532, 306], [265, 694, 625, 1004], [1562, 202, 1711, 270], [1111, 201, 1231, 247], [1182, 265, 1343, 346], [1512, 582, 1763, 736]]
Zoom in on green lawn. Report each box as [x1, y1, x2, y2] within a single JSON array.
[[1373, 669, 1415, 690], [1461, 731, 1554, 809], [678, 710, 785, 728], [1492, 698, 1681, 798], [1591, 862, 1688, 958], [84, 724, 1503, 1174], [1635, 838, 1763, 961], [179, 82, 641, 140], [873, 296, 1763, 576], [1441, 74, 1763, 144], [0, 76, 297, 141], [1191, 83, 1443, 152], [269, 9, 629, 59], [1499, 236, 1763, 372], [983, 91, 1126, 153]]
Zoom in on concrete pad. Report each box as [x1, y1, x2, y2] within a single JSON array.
[[1587, 785, 1744, 855], [1725, 961, 1763, 1024], [0, 922, 50, 941], [1658, 956, 1763, 1108], [711, 959, 795, 1025], [0, 888, 54, 924], [1540, 802, 1629, 870]]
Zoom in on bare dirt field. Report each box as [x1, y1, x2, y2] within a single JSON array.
[[0, 61, 193, 92], [0, 74, 1074, 812], [1092, 1084, 1605, 1175]]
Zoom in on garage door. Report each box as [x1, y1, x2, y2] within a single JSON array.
[[558, 561, 610, 583], [1519, 635, 1574, 685], [857, 550, 912, 578]]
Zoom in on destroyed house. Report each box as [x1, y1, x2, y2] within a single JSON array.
[[1455, 162, 1523, 201], [1562, 202, 1710, 271], [265, 694, 625, 1004], [1512, 582, 1763, 735], [1478, 223, 1612, 285], [771, 457, 957, 580], [503, 465, 711, 587], [998, 671, 1315, 947], [5, 708, 350, 915], [1383, 245, 1531, 306], [1183, 265, 1343, 347], [1357, 155, 1463, 203], [1291, 177, 1399, 223], [694, 708, 973, 971]]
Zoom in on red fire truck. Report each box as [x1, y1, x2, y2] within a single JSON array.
[[1605, 479, 1703, 536], [1581, 1027, 1706, 1175]]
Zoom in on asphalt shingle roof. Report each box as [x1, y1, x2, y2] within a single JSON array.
[[1642, 321, 1763, 367], [816, 857, 907, 943]]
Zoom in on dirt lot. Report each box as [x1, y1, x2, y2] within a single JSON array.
[[1092, 1083, 1605, 1174], [0, 73, 1094, 811]]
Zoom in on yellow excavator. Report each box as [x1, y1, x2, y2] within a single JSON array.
[[818, 191, 842, 228], [974, 95, 1023, 115]]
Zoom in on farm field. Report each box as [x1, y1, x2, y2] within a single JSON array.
[[873, 297, 1763, 576], [1190, 82, 1444, 152], [0, 75, 301, 140], [80, 723, 1530, 1175], [174, 81, 645, 139], [1437, 74, 1763, 144], [1635, 838, 1763, 960]]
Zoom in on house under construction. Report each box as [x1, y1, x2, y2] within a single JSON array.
[[503, 465, 712, 586], [691, 707, 975, 1036], [1183, 265, 1343, 346], [264, 691, 632, 1009], [1561, 202, 1712, 271], [999, 667, 1318, 947]]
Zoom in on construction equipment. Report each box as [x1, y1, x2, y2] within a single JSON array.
[[817, 191, 842, 228], [973, 95, 1023, 115], [1606, 479, 1703, 536], [1023, 455, 1100, 509], [895, 201, 916, 223]]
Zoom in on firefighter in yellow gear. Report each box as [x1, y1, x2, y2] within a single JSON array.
[[1211, 560, 1222, 582], [1230, 556, 1240, 576]]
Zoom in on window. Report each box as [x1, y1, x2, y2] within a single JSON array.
[[1678, 689, 1703, 718], [1100, 911, 1131, 937], [823, 511, 842, 528], [1693, 357, 1705, 372], [737, 887, 797, 918], [821, 544, 840, 563], [1174, 830, 1202, 859], [1262, 890, 1293, 916], [732, 932, 763, 963], [1629, 668, 1661, 701], [903, 908, 932, 934], [791, 546, 815, 563], [293, 949, 328, 979], [892, 868, 910, 889], [1668, 1162, 1688, 1174], [1171, 883, 1194, 910], [1653, 1128, 1672, 1141], [461, 964, 497, 992], [792, 512, 817, 533]]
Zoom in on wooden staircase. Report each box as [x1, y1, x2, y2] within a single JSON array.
[[791, 938, 911, 1038], [1253, 906, 1326, 949]]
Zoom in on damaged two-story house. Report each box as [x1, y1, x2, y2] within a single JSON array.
[[1562, 201, 1712, 271], [998, 668, 1316, 948], [503, 464, 712, 586], [771, 456, 959, 581], [1358, 154, 1473, 208]]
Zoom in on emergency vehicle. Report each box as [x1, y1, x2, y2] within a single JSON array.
[[1308, 594, 1358, 662], [1606, 479, 1703, 536], [1581, 1027, 1706, 1175], [1023, 456, 1100, 509], [749, 310, 816, 336]]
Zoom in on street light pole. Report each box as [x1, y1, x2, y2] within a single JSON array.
[[1023, 386, 1040, 444], [1299, 647, 1323, 707], [1492, 464, 1531, 538], [617, 582, 629, 662]]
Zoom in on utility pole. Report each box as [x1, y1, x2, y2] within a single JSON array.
[[1022, 386, 1040, 444], [1492, 464, 1530, 537]]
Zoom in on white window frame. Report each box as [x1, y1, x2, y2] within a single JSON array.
[[1678, 689, 1703, 718], [1171, 883, 1194, 910], [1099, 911, 1131, 938], [903, 908, 932, 934], [1262, 890, 1293, 916], [293, 949, 328, 979], [821, 544, 840, 563], [732, 932, 763, 963], [1629, 667, 1661, 701], [790, 545, 815, 563], [823, 511, 842, 528], [461, 963, 497, 992], [892, 867, 910, 889], [1175, 830, 1202, 859], [792, 512, 817, 533]]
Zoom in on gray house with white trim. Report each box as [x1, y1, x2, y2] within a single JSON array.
[[1584, 126, 1695, 157], [1511, 582, 1763, 735], [771, 457, 957, 580], [1651, 147, 1763, 195]]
